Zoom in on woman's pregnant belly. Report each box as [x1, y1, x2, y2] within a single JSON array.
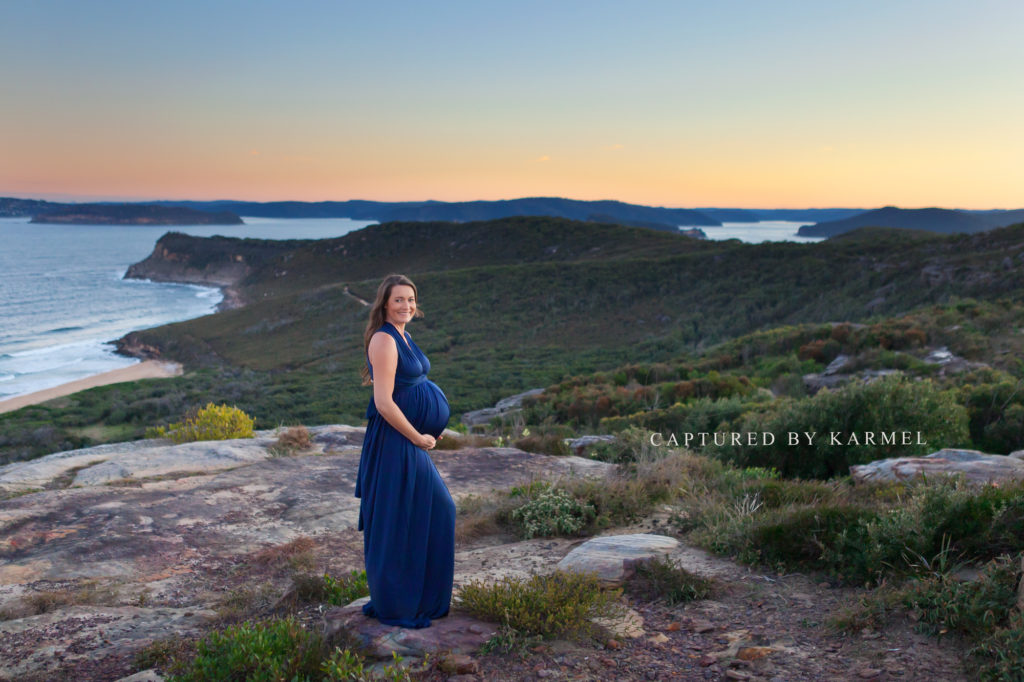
[[395, 379, 450, 438]]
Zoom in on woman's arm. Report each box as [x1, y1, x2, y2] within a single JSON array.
[[367, 331, 437, 449]]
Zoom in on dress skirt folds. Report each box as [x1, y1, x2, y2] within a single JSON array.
[[355, 321, 455, 628]]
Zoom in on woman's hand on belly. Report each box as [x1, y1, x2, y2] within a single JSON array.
[[368, 332, 435, 447], [415, 433, 437, 450]]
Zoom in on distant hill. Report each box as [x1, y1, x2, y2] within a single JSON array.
[[10, 197, 1017, 234], [698, 208, 863, 223], [156, 197, 720, 230], [122, 216, 710, 304], [0, 197, 62, 217], [30, 204, 244, 226], [158, 199, 866, 228], [796, 207, 1024, 238], [152, 199, 425, 220], [970, 209, 1024, 228]]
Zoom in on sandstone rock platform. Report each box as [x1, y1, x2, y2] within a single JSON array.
[[0, 426, 613, 679]]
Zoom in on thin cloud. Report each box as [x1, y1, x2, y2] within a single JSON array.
[[535, 155, 551, 162]]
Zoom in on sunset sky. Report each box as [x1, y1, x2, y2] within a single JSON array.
[[2, 1, 1022, 209]]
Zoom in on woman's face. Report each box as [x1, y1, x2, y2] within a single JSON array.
[[384, 284, 416, 326]]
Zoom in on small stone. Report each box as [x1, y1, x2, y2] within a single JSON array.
[[725, 671, 752, 680], [666, 622, 681, 632], [648, 633, 669, 644], [737, 646, 774, 661], [690, 618, 716, 633], [858, 669, 884, 679], [699, 655, 716, 667], [605, 639, 621, 650], [600, 656, 617, 668], [440, 653, 479, 675], [536, 669, 553, 679]]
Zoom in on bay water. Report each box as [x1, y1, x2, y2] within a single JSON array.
[[0, 217, 374, 400]]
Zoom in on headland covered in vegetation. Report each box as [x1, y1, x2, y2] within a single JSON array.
[[4, 214, 1024, 460], [4, 214, 1024, 677]]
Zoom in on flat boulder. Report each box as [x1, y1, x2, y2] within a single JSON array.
[[324, 597, 497, 659], [850, 448, 1024, 485], [563, 434, 616, 457], [555, 533, 679, 586], [461, 388, 544, 428]]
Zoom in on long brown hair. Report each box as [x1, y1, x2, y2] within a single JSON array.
[[360, 273, 424, 385]]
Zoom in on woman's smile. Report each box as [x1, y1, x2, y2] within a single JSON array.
[[386, 285, 417, 326]]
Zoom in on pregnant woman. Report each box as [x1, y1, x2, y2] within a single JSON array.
[[355, 273, 455, 628]]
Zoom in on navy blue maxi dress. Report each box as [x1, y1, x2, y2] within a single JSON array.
[[355, 321, 455, 628]]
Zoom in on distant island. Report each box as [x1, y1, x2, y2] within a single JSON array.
[[7, 196, 1024, 237], [29, 204, 244, 226], [798, 206, 1024, 238], [2, 195, 871, 229], [149, 198, 868, 228]]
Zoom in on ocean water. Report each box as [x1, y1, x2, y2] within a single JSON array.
[[0, 217, 374, 400], [0, 216, 819, 401]]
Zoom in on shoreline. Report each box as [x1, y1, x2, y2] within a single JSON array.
[[0, 360, 183, 414]]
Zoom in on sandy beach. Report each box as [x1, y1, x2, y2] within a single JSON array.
[[0, 360, 183, 414]]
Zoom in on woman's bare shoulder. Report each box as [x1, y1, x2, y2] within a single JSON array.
[[368, 330, 398, 353]]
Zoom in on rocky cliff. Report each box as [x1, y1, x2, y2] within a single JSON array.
[[122, 232, 300, 309]]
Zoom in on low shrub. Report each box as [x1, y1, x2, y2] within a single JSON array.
[[455, 492, 520, 544], [720, 375, 969, 479], [324, 570, 370, 606], [903, 558, 1018, 634], [479, 624, 544, 655], [456, 571, 621, 640], [513, 430, 571, 456], [270, 425, 312, 455], [320, 649, 413, 681], [510, 487, 595, 538], [166, 616, 326, 681], [973, 610, 1024, 681], [252, 536, 317, 572], [565, 456, 686, 530], [624, 556, 716, 605], [853, 555, 1024, 680], [146, 402, 255, 443], [747, 478, 836, 508], [743, 505, 878, 581], [290, 570, 369, 607]]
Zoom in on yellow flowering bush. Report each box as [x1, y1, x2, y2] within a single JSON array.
[[147, 403, 254, 443]]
